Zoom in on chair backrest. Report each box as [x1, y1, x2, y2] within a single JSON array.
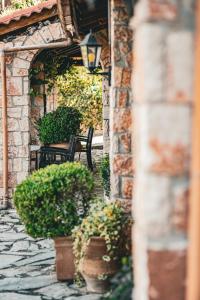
[[68, 135, 77, 161], [86, 127, 94, 149]]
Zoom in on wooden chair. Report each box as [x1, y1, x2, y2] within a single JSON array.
[[76, 127, 94, 171], [36, 135, 77, 169]]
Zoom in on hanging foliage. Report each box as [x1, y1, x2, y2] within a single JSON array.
[[56, 66, 102, 132], [29, 52, 71, 96]]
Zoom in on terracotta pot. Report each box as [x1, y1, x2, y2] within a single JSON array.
[[80, 237, 120, 293], [54, 237, 75, 281]]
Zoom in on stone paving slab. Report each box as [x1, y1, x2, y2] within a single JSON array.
[[0, 293, 41, 300], [0, 210, 102, 300]]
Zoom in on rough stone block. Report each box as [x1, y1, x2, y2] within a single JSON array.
[[134, 0, 178, 26], [7, 107, 22, 119], [18, 145, 29, 158], [39, 26, 53, 43], [12, 58, 30, 70], [133, 23, 167, 102], [7, 77, 22, 96], [17, 50, 35, 62], [121, 176, 133, 199], [148, 249, 186, 300], [12, 95, 29, 106], [12, 132, 22, 146], [16, 172, 28, 184], [8, 119, 19, 131], [119, 133, 131, 153], [13, 158, 22, 172], [8, 172, 17, 188], [172, 179, 189, 233], [135, 103, 191, 175], [31, 30, 45, 45], [48, 23, 63, 41], [113, 154, 133, 175], [19, 118, 29, 132], [12, 68, 29, 77], [167, 31, 194, 102], [23, 78, 30, 95], [110, 173, 120, 198], [134, 172, 172, 238], [113, 108, 132, 133]]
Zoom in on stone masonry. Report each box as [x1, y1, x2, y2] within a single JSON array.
[[0, 21, 68, 207], [132, 0, 195, 299], [110, 0, 133, 208]]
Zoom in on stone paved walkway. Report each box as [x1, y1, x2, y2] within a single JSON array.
[[0, 209, 102, 300], [0, 148, 104, 299]]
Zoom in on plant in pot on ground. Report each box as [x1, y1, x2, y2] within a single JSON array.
[[14, 162, 94, 281], [72, 200, 132, 293], [37, 106, 82, 147]]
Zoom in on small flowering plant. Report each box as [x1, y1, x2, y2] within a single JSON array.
[[72, 200, 132, 280]]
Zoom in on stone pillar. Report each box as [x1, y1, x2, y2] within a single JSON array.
[[0, 21, 67, 206], [110, 0, 133, 207], [103, 78, 110, 153], [132, 0, 195, 299]]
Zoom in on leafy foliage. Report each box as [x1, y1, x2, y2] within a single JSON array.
[[102, 257, 133, 300], [0, 0, 46, 16], [56, 66, 102, 132], [29, 55, 71, 96], [37, 106, 82, 144], [100, 154, 110, 197], [14, 162, 94, 238], [72, 200, 132, 282]]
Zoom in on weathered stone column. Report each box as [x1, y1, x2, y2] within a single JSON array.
[[132, 0, 195, 299], [110, 0, 133, 208]]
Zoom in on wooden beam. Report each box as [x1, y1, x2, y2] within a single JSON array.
[[186, 2, 200, 300], [4, 40, 72, 52], [0, 8, 57, 37]]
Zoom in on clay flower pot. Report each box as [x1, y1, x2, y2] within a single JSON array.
[[80, 237, 120, 293], [54, 237, 75, 281]]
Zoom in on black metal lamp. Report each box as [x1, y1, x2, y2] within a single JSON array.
[[80, 30, 111, 85]]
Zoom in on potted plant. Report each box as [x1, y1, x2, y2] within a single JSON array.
[[14, 162, 94, 281], [72, 200, 132, 293], [37, 106, 82, 149]]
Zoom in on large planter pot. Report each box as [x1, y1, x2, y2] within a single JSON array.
[[54, 237, 75, 281], [80, 237, 120, 293]]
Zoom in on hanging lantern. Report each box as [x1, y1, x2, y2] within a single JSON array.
[[80, 30, 102, 73]]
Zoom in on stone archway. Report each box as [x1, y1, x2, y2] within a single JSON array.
[[0, 21, 71, 204]]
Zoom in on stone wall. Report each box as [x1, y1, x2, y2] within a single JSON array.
[[0, 21, 67, 207], [110, 0, 133, 207], [132, 0, 195, 299]]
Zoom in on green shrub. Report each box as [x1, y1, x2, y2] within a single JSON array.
[[14, 162, 94, 238], [56, 66, 102, 132], [37, 106, 82, 144], [100, 154, 110, 197]]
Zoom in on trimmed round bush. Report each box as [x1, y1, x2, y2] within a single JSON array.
[[14, 162, 94, 238], [37, 106, 82, 144]]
